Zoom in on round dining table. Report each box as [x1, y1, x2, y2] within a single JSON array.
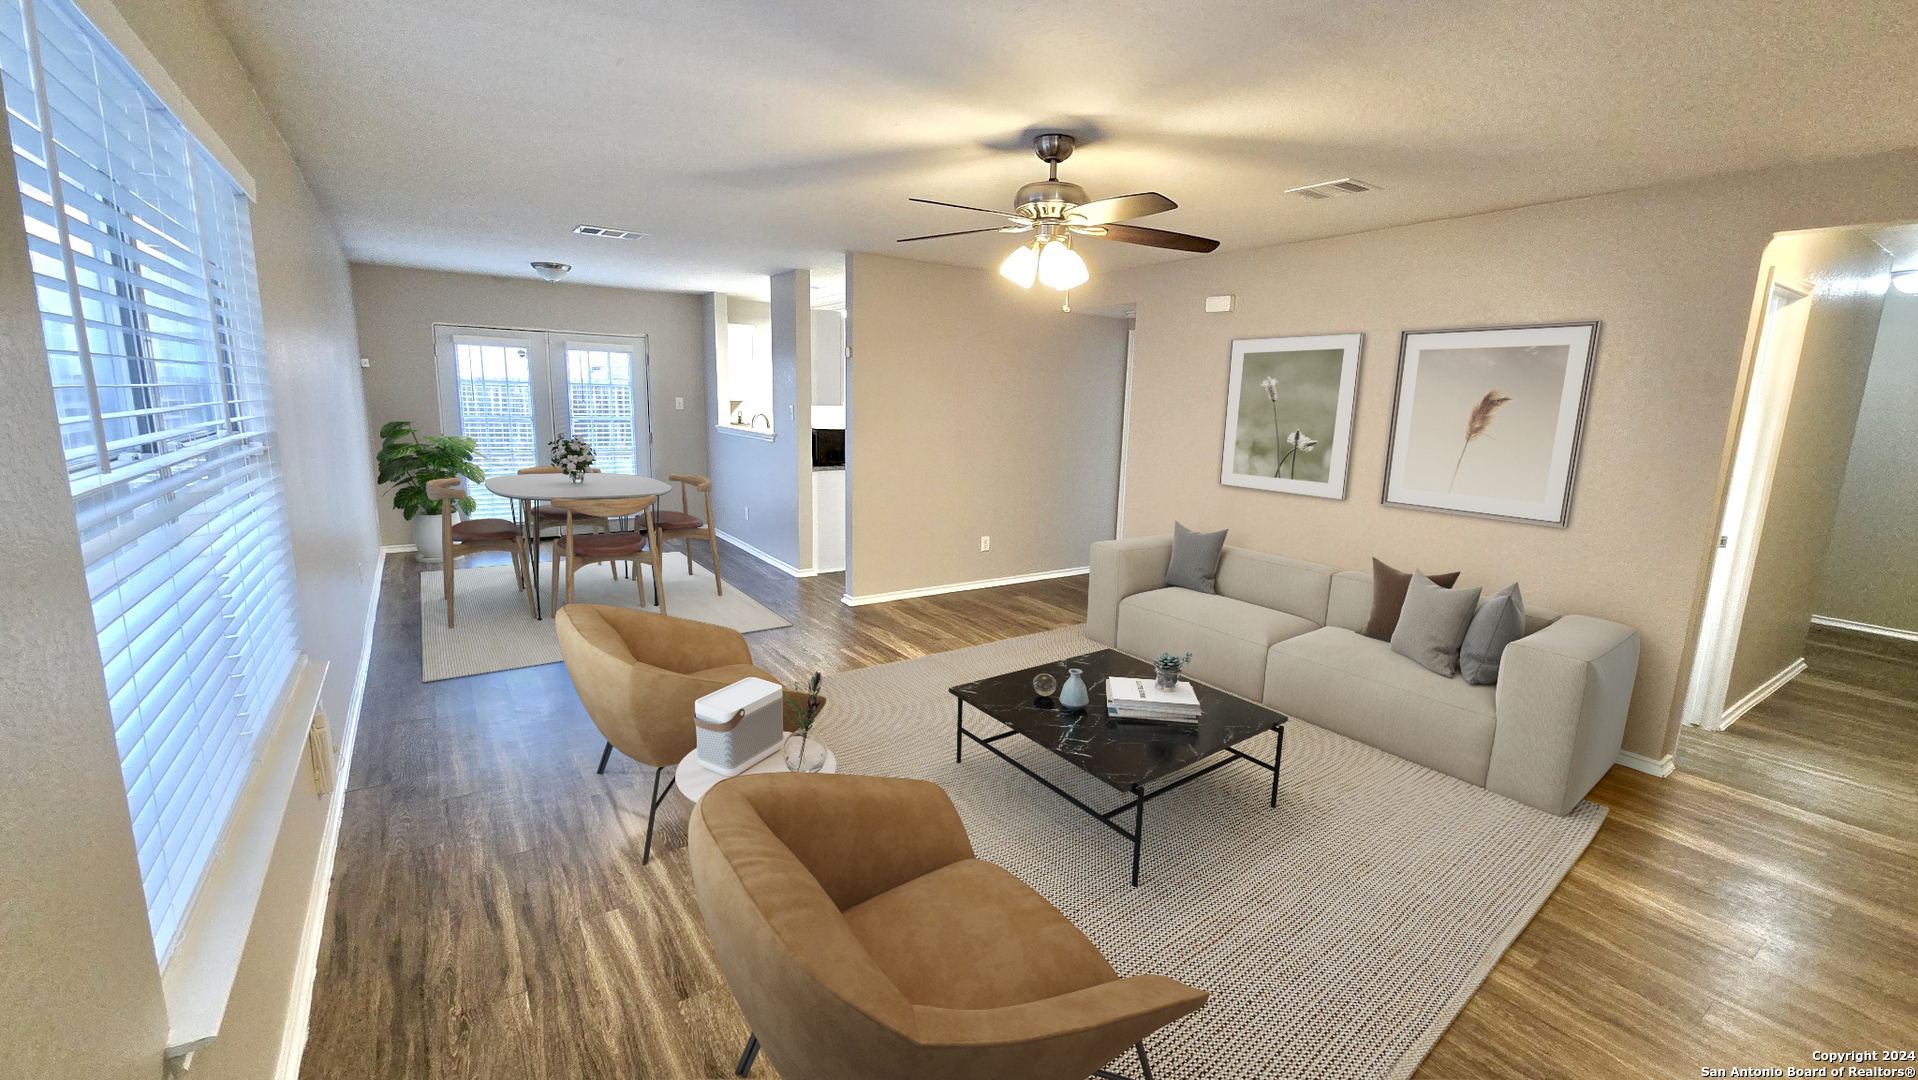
[[483, 472, 672, 620]]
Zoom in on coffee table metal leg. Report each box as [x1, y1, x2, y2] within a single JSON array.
[[1271, 723, 1284, 808], [955, 697, 964, 763], [1130, 785, 1145, 887]]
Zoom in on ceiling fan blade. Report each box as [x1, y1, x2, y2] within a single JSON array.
[[1068, 192, 1176, 225], [1096, 222, 1220, 253], [909, 197, 1023, 222], [896, 227, 1012, 243]]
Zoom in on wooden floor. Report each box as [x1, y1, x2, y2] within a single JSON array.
[[302, 547, 1917, 1079]]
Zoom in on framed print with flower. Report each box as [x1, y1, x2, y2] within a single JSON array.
[[1381, 321, 1601, 526], [1219, 333, 1363, 499]]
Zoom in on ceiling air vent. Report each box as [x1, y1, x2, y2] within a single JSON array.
[[1284, 178, 1377, 201], [573, 224, 646, 240]]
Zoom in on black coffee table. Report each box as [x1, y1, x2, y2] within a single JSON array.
[[951, 649, 1287, 886]]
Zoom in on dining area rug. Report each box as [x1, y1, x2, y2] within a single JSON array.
[[418, 552, 790, 681]]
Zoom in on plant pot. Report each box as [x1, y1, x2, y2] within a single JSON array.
[[784, 731, 829, 773], [412, 512, 444, 561], [1154, 664, 1181, 692], [568, 472, 585, 484]]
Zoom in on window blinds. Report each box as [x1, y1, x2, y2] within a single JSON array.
[[0, 0, 298, 961]]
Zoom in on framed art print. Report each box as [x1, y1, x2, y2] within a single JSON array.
[[1220, 333, 1363, 499], [1380, 321, 1601, 526]]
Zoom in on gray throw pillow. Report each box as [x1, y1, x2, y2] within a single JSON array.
[[1165, 522, 1228, 594], [1459, 583, 1525, 685], [1390, 571, 1482, 678]]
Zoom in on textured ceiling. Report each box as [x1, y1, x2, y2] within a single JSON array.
[[205, 0, 1918, 297]]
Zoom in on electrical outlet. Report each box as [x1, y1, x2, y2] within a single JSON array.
[[359, 357, 371, 368], [674, 396, 684, 410], [980, 536, 990, 552]]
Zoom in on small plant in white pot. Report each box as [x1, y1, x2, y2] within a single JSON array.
[[375, 421, 483, 560], [1153, 652, 1193, 692]]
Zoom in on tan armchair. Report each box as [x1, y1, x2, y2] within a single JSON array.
[[691, 774, 1207, 1080], [556, 604, 775, 863]]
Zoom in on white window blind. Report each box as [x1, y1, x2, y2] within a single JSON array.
[[0, 0, 299, 961]]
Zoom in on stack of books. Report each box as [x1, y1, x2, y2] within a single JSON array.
[[1105, 677, 1202, 723]]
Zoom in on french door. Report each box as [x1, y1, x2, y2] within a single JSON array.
[[434, 325, 652, 519]]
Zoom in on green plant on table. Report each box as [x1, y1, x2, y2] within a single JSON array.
[[376, 420, 484, 519], [1155, 652, 1193, 672]]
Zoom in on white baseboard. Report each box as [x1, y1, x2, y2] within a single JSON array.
[[1614, 749, 1675, 777], [842, 565, 1090, 607], [273, 552, 383, 1080], [1811, 614, 1918, 642], [1716, 657, 1807, 730], [379, 542, 416, 554], [715, 529, 817, 578]]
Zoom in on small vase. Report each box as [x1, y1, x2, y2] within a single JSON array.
[[784, 731, 828, 773], [1155, 664, 1181, 692], [1058, 668, 1090, 710], [569, 472, 585, 484]]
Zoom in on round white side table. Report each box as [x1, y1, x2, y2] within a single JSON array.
[[674, 743, 839, 803]]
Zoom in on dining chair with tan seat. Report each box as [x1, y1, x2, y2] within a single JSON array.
[[691, 773, 1208, 1080], [656, 473, 723, 595], [549, 496, 665, 615], [555, 603, 779, 863], [516, 464, 606, 537], [425, 476, 534, 626]]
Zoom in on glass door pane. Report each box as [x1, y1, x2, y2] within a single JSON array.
[[555, 336, 650, 477], [450, 335, 541, 519]]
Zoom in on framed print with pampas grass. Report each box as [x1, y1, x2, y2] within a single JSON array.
[[1220, 333, 1364, 499], [1381, 322, 1600, 526]]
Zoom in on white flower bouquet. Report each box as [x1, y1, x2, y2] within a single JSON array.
[[549, 434, 596, 480]]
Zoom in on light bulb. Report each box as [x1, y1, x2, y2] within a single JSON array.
[[999, 243, 1038, 289], [1037, 240, 1089, 291], [1894, 270, 1918, 295]]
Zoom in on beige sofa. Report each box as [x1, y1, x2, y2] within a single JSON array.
[[1087, 535, 1639, 815]]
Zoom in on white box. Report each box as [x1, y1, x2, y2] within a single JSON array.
[[694, 677, 785, 777]]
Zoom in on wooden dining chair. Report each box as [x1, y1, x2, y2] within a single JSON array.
[[656, 474, 723, 596], [425, 477, 535, 627], [517, 465, 607, 539], [550, 496, 666, 615]]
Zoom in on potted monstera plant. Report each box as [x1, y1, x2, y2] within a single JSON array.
[[375, 421, 484, 560]]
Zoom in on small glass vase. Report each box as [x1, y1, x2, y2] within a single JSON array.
[[568, 471, 585, 484], [784, 731, 828, 773], [1154, 664, 1182, 692]]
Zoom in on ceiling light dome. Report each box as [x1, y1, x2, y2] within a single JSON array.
[[1036, 239, 1088, 291], [531, 261, 570, 282], [999, 242, 1039, 289]]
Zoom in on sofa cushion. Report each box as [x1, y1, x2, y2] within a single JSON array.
[[1215, 547, 1337, 624], [1460, 582, 1526, 685], [1364, 558, 1460, 640], [1165, 521, 1228, 593], [843, 858, 1117, 1011], [1390, 572, 1482, 677], [1328, 569, 1561, 638], [1264, 627, 1497, 786], [1119, 587, 1318, 700]]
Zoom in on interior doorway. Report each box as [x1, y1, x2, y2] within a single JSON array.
[[433, 325, 653, 519], [1681, 271, 1813, 730], [1115, 326, 1136, 539]]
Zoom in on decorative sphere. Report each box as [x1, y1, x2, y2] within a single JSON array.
[[1032, 672, 1058, 699]]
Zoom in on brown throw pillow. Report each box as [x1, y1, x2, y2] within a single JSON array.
[[1363, 558, 1461, 640]]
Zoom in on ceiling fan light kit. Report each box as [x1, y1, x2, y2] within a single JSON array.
[[902, 132, 1218, 303]]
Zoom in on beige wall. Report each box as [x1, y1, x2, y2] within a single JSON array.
[[846, 253, 1129, 599], [0, 0, 381, 1077], [1817, 285, 1918, 633], [1726, 230, 1889, 703], [352, 263, 709, 545], [1070, 149, 1918, 762]]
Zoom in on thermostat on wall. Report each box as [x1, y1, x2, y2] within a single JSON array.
[[1204, 295, 1235, 313]]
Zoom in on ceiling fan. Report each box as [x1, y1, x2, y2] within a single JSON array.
[[898, 133, 1219, 303]]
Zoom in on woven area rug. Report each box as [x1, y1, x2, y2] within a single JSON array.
[[419, 552, 789, 681], [808, 626, 1605, 1080]]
